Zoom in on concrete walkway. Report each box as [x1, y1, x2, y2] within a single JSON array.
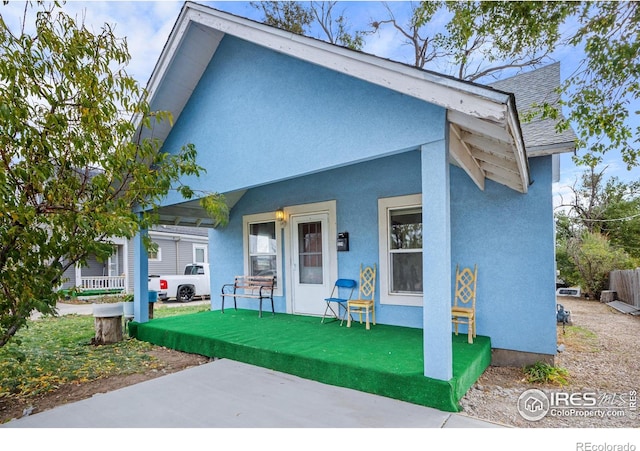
[[1, 359, 504, 428]]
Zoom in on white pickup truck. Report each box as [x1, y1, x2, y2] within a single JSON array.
[[148, 263, 211, 302]]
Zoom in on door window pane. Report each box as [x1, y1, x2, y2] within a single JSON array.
[[298, 221, 323, 284]]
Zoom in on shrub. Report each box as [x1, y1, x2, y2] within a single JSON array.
[[524, 361, 570, 386]]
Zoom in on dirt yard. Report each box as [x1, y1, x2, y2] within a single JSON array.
[[1, 296, 638, 427], [460, 296, 640, 428]]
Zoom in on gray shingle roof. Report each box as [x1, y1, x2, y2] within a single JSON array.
[[489, 62, 577, 156]]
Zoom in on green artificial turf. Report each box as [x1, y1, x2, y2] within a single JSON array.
[[130, 309, 490, 412]]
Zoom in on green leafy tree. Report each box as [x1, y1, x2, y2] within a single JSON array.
[[554, 2, 640, 169], [599, 180, 640, 258], [557, 166, 640, 257], [555, 212, 582, 287], [555, 166, 640, 293], [558, 166, 610, 234], [0, 3, 228, 347], [565, 232, 635, 299]]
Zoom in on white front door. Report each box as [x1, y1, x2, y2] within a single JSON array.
[[291, 212, 332, 315]]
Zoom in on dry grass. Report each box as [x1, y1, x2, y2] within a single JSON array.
[[460, 296, 640, 428]]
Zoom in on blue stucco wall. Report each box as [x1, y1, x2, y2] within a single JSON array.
[[209, 152, 557, 356], [451, 156, 557, 355], [159, 34, 444, 206]]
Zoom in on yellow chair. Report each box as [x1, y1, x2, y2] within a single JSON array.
[[451, 264, 478, 344], [347, 264, 377, 330]]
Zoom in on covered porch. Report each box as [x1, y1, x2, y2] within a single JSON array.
[[129, 308, 491, 412]]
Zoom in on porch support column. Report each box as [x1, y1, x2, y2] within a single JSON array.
[[421, 140, 453, 381], [133, 228, 149, 323], [122, 240, 130, 294], [75, 264, 82, 289]]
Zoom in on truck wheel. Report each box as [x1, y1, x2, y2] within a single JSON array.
[[177, 285, 195, 302]]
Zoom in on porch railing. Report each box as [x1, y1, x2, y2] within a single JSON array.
[[80, 276, 126, 291]]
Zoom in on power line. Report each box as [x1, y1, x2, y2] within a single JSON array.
[[578, 212, 640, 223]]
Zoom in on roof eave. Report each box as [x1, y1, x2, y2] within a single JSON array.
[[527, 142, 577, 157], [506, 95, 531, 193]]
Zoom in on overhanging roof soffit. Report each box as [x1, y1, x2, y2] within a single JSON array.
[[447, 107, 529, 194]]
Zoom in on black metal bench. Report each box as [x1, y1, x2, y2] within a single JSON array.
[[221, 275, 276, 317]]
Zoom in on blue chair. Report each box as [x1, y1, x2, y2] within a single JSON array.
[[322, 278, 357, 325]]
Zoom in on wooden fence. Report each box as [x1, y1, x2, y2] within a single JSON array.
[[609, 268, 640, 308]]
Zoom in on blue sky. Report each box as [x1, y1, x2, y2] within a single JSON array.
[[3, 0, 639, 206]]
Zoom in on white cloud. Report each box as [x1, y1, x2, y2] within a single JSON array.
[[58, 1, 183, 83], [364, 25, 409, 63]]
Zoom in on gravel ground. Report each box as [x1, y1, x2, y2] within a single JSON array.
[[459, 296, 640, 428]]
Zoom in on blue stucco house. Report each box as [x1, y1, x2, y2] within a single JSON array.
[[131, 2, 576, 383]]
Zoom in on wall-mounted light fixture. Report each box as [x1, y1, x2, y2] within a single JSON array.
[[275, 209, 285, 222]]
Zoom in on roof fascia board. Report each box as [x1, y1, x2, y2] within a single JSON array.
[[146, 5, 194, 102], [505, 97, 530, 193], [527, 142, 576, 157]]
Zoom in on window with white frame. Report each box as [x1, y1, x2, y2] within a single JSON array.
[[193, 244, 207, 263], [378, 194, 423, 306], [148, 245, 162, 262], [243, 212, 282, 295]]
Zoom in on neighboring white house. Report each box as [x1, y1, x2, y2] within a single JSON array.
[[59, 225, 208, 294]]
